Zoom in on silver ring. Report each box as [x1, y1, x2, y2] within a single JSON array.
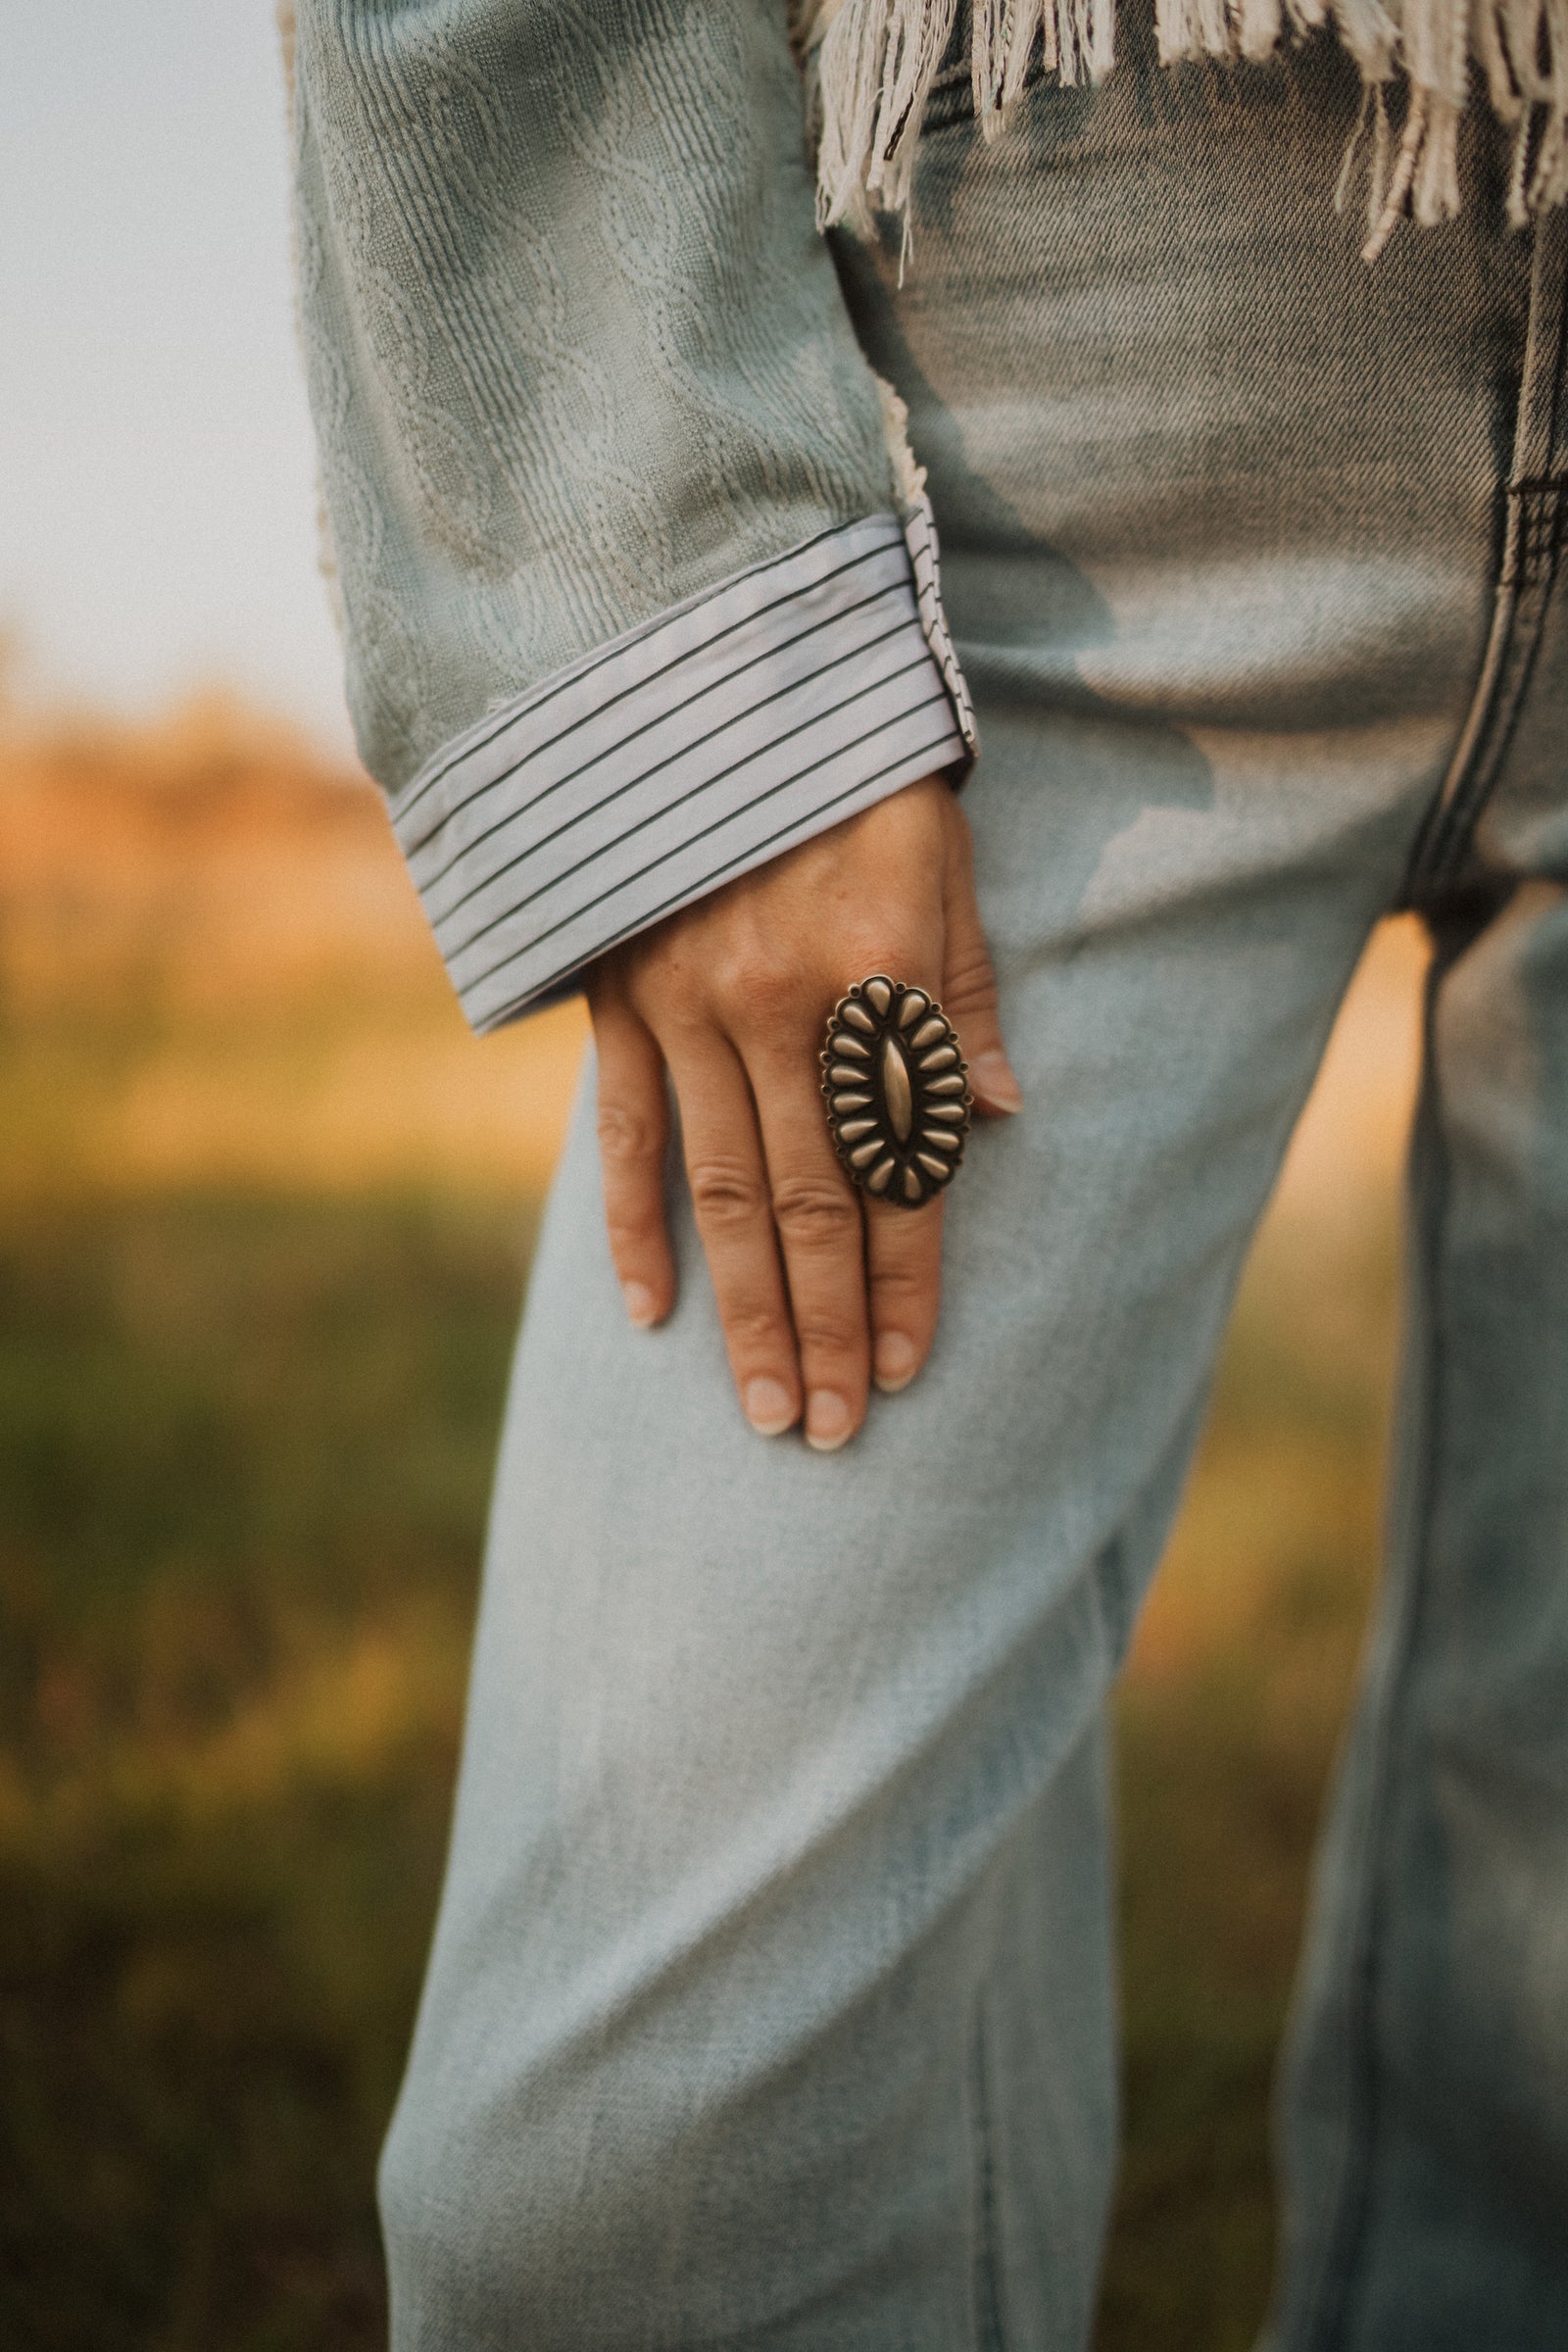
[[820, 974, 972, 1207]]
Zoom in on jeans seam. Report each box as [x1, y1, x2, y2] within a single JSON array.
[[1398, 206, 1568, 908], [1398, 482, 1565, 910], [970, 2007, 1008, 2352]]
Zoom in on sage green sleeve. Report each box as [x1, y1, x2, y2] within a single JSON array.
[[291, 1, 970, 1025]]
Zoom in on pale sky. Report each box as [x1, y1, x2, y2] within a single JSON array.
[[1, 3, 353, 750]]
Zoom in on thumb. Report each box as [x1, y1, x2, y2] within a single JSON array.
[[941, 825, 1021, 1118]]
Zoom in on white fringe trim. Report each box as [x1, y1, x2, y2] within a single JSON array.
[[876, 372, 930, 504], [875, 376, 980, 753], [790, 0, 1568, 261]]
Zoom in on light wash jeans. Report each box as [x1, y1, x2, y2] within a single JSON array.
[[378, 21, 1568, 2347]]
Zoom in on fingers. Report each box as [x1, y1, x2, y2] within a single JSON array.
[[940, 811, 1022, 1118], [865, 1192, 945, 1394], [588, 780, 1013, 1446], [743, 1045, 871, 1450], [592, 994, 676, 1328], [670, 1034, 805, 1440]]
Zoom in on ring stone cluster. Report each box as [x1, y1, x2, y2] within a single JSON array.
[[819, 974, 973, 1206]]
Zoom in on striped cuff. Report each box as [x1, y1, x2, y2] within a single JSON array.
[[391, 512, 973, 1033]]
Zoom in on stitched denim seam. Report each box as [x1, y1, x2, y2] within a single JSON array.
[[1401, 483, 1566, 908], [1398, 217, 1568, 907], [970, 2009, 1008, 2352]]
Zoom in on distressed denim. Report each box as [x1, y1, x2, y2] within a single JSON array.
[[378, 24, 1568, 2349]]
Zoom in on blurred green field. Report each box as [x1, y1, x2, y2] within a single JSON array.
[[0, 708, 1421, 2349], [0, 1195, 530, 2349]]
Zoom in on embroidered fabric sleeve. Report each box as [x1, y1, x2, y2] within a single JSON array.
[[289, 0, 974, 1026]]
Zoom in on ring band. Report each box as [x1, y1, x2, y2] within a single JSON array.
[[821, 974, 972, 1207]]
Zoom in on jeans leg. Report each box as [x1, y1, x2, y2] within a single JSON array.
[[376, 27, 1536, 2346], [1270, 875, 1568, 2350], [375, 678, 1440, 2349]]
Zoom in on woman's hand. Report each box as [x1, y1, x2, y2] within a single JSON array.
[[586, 775, 1020, 1449]]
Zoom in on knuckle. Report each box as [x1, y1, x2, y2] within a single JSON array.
[[688, 1154, 767, 1228], [604, 1205, 662, 1254], [869, 1261, 932, 1311], [596, 1100, 663, 1167], [720, 1301, 791, 1356], [770, 1174, 858, 1247], [844, 931, 924, 987], [625, 949, 710, 1032], [653, 989, 710, 1048], [718, 955, 812, 1032], [713, 947, 778, 1004], [944, 942, 1000, 1014], [794, 1308, 860, 1357]]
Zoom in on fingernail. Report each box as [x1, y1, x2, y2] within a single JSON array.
[[622, 1281, 659, 1328], [805, 1391, 853, 1451], [744, 1377, 796, 1437], [970, 1050, 1022, 1113], [873, 1332, 919, 1394]]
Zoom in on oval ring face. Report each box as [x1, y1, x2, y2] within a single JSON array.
[[820, 974, 972, 1207]]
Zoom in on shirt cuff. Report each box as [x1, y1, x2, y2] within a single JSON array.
[[390, 511, 975, 1034]]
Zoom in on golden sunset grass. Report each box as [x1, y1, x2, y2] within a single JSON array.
[[0, 695, 587, 1200]]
